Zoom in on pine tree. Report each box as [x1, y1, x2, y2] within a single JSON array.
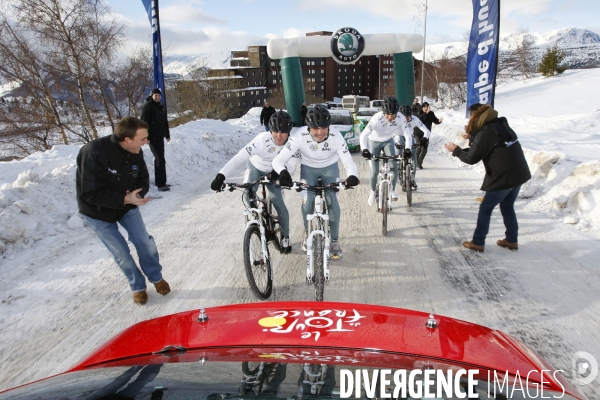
[[538, 44, 567, 77]]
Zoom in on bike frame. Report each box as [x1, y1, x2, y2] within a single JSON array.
[[371, 154, 398, 212], [291, 181, 345, 284], [225, 177, 272, 266], [306, 192, 330, 283]]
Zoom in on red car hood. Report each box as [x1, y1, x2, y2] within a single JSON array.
[[71, 301, 581, 398]]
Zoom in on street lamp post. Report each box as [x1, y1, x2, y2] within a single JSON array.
[[376, 55, 381, 98], [420, 0, 428, 102]]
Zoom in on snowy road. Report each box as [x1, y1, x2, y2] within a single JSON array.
[[1, 149, 599, 398]]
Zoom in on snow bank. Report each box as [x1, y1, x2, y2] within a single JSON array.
[[0, 107, 263, 254]]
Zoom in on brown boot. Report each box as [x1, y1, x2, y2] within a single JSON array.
[[463, 241, 484, 252], [133, 291, 148, 305], [154, 279, 171, 295], [497, 239, 518, 250]]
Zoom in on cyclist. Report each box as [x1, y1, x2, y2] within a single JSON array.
[[359, 96, 406, 206], [396, 104, 430, 191], [272, 104, 359, 258], [210, 110, 299, 253]]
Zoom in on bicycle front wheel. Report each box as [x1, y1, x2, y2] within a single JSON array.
[[400, 161, 407, 192], [381, 181, 388, 236], [243, 225, 273, 299], [312, 220, 325, 302], [405, 163, 412, 207]]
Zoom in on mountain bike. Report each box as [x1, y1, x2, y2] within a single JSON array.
[[291, 180, 349, 301], [223, 176, 283, 299], [368, 153, 400, 236], [239, 362, 285, 395], [297, 363, 335, 397], [398, 152, 414, 207]]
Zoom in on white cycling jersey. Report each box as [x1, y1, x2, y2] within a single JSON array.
[[219, 131, 299, 178], [359, 111, 407, 149], [273, 126, 358, 177], [394, 114, 432, 148]]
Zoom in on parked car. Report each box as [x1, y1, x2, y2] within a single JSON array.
[[355, 107, 380, 132], [329, 109, 360, 152], [0, 302, 583, 399], [370, 99, 383, 110]]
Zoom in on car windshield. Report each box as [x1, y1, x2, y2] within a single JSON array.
[[330, 115, 353, 125], [0, 349, 577, 400], [356, 110, 377, 117]]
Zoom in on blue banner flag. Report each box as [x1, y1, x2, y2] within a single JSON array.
[[141, 0, 166, 110], [466, 0, 500, 116]]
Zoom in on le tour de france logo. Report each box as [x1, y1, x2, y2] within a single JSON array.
[[330, 27, 365, 65]]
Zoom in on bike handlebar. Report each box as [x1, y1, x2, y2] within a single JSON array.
[[222, 176, 272, 192], [368, 154, 401, 162], [287, 181, 350, 192]]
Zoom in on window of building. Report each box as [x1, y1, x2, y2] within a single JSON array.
[[256, 99, 261, 104], [321, 61, 325, 65], [321, 69, 324, 73], [264, 90, 267, 94], [242, 92, 246, 96], [273, 79, 277, 84]]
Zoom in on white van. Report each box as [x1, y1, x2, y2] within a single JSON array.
[[369, 100, 383, 110], [342, 95, 370, 113]]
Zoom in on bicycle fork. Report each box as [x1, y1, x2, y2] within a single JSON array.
[[245, 208, 269, 265], [306, 220, 330, 283], [378, 177, 392, 212]]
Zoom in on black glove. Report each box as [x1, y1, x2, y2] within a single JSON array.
[[362, 149, 372, 159], [211, 173, 225, 191], [403, 148, 412, 159], [278, 169, 293, 187], [345, 175, 359, 187], [420, 137, 429, 146], [267, 169, 279, 181]]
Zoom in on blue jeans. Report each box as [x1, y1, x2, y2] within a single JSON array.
[[264, 124, 270, 132], [472, 186, 521, 246], [85, 207, 163, 292]]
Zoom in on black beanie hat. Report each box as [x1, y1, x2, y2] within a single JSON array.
[[151, 88, 162, 95]]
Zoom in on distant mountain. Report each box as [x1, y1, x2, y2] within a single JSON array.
[[163, 52, 233, 78], [418, 28, 600, 69]]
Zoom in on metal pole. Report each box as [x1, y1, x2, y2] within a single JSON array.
[[420, 0, 428, 102], [379, 56, 381, 98]]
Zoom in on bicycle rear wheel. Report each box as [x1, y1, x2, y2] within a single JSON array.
[[381, 181, 388, 236], [313, 220, 324, 302], [243, 225, 273, 299], [405, 163, 412, 207]]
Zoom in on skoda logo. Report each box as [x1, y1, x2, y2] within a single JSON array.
[[331, 27, 365, 65]]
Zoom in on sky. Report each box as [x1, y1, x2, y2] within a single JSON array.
[[107, 0, 600, 58], [1, 69, 600, 397]]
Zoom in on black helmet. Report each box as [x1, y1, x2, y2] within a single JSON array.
[[399, 104, 412, 117], [269, 110, 293, 134], [305, 104, 331, 128], [382, 96, 399, 115]]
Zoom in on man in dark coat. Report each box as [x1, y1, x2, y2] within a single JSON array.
[[444, 104, 531, 252], [416, 102, 443, 168], [140, 88, 171, 191], [76, 116, 171, 305], [300, 102, 308, 126], [260, 101, 276, 131]]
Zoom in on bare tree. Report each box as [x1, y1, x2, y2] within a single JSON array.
[[12, 0, 106, 140], [501, 29, 537, 79], [110, 46, 153, 119], [79, 1, 124, 132], [0, 11, 70, 146], [173, 58, 242, 122]]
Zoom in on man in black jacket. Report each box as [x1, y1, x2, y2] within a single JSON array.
[[416, 102, 443, 169], [260, 101, 276, 131], [76, 116, 170, 305], [444, 104, 531, 252], [300, 102, 308, 126], [140, 88, 171, 191]]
